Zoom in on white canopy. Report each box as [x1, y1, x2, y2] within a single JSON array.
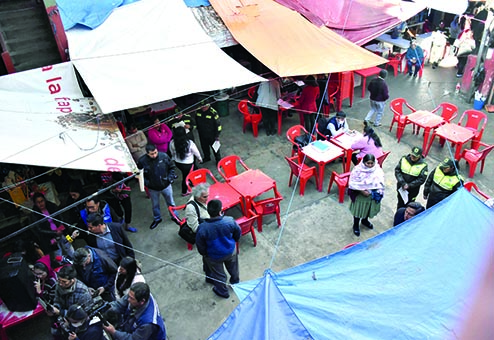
[[0, 62, 137, 173], [428, 0, 468, 15], [66, 0, 264, 113]]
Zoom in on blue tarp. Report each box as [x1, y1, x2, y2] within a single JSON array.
[[56, 0, 140, 30], [210, 189, 494, 339], [183, 0, 210, 7]]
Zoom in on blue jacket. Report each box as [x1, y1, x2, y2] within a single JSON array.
[[195, 215, 241, 260], [76, 246, 117, 296], [113, 295, 166, 340], [406, 46, 424, 66]]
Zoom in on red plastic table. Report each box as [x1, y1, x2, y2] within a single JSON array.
[[208, 182, 242, 211], [302, 141, 345, 191], [0, 300, 44, 340], [227, 169, 279, 209], [354, 66, 382, 98], [425, 123, 475, 159], [330, 131, 363, 173], [406, 110, 445, 151]]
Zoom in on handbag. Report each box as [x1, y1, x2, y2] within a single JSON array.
[[177, 201, 201, 244]]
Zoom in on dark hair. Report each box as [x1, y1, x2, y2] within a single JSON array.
[[66, 304, 87, 321], [305, 75, 318, 87], [58, 265, 77, 280], [363, 121, 383, 148], [33, 261, 48, 273], [406, 201, 425, 215], [127, 123, 137, 131], [86, 213, 103, 226], [207, 199, 222, 217], [336, 111, 346, 118], [116, 257, 139, 297], [173, 126, 190, 160], [32, 192, 46, 203], [379, 70, 387, 79], [86, 195, 101, 205], [130, 282, 150, 303], [145, 144, 157, 153], [362, 153, 376, 164], [68, 181, 85, 195]]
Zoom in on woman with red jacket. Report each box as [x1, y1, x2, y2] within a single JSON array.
[[294, 75, 320, 133]]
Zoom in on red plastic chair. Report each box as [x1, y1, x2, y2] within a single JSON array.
[[185, 168, 218, 192], [285, 156, 318, 195], [236, 209, 258, 253], [315, 121, 330, 141], [286, 124, 314, 157], [327, 171, 350, 203], [247, 85, 258, 100], [377, 150, 391, 167], [336, 71, 354, 111], [389, 98, 416, 142], [460, 142, 494, 178], [238, 99, 263, 138], [458, 110, 488, 150], [464, 181, 491, 199], [414, 102, 459, 136], [217, 155, 250, 182], [322, 80, 339, 114], [404, 50, 428, 78], [249, 194, 283, 232], [385, 51, 405, 77], [168, 205, 193, 250]]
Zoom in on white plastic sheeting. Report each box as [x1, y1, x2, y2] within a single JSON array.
[[66, 0, 264, 113]]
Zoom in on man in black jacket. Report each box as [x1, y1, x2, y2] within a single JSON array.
[[364, 69, 389, 127], [138, 144, 177, 230], [86, 213, 135, 265]]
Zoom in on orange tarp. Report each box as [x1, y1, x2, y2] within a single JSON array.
[[209, 0, 388, 77]]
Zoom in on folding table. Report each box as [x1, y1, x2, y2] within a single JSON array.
[[354, 66, 382, 98], [405, 110, 445, 151], [301, 141, 345, 191], [425, 123, 475, 160]]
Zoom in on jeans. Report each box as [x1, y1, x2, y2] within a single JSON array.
[[148, 185, 175, 221], [365, 100, 386, 125]]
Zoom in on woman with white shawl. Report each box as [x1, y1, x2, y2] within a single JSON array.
[[348, 154, 385, 236]]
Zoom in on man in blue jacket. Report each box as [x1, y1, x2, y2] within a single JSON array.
[[195, 199, 241, 298], [104, 282, 166, 340], [73, 246, 118, 302]]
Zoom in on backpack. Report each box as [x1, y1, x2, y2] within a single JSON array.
[[177, 201, 201, 244]]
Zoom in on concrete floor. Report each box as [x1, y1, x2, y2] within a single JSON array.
[[6, 64, 494, 340]]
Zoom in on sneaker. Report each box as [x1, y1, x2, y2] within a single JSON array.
[[212, 287, 230, 299], [408, 72, 412, 76], [181, 192, 191, 197], [149, 219, 162, 230], [373, 123, 382, 127], [125, 226, 138, 233], [456, 73, 463, 78]]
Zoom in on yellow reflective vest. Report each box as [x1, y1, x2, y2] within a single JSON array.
[[400, 158, 427, 176], [432, 167, 462, 191]]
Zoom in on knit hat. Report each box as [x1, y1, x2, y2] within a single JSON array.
[[410, 146, 422, 158], [379, 69, 388, 79]]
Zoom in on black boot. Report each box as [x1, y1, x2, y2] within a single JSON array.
[[353, 217, 360, 237], [361, 218, 374, 229]]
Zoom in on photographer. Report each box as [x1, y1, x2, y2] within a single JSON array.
[[49, 266, 92, 340], [63, 304, 106, 340], [103, 282, 166, 340]]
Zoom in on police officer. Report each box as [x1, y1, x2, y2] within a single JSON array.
[[423, 158, 463, 209], [394, 146, 428, 209], [195, 100, 222, 163]]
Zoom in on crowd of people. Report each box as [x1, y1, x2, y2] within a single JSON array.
[[0, 60, 488, 339]]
